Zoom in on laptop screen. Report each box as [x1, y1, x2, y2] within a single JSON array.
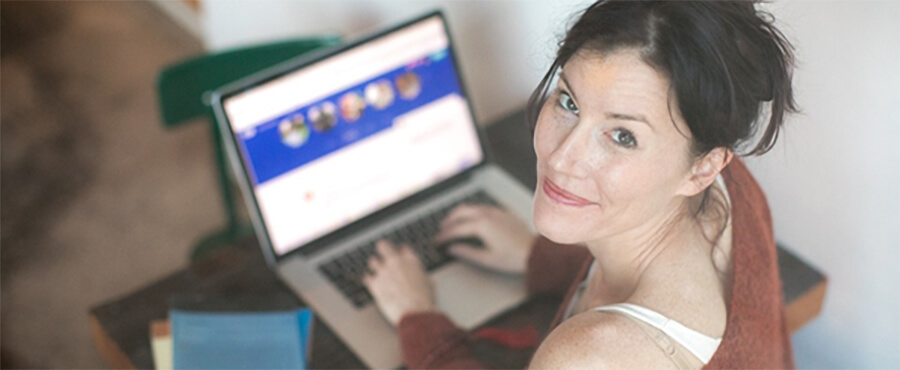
[[221, 15, 484, 257]]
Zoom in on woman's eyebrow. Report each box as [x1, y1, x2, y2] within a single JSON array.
[[561, 71, 653, 130], [605, 112, 652, 129]]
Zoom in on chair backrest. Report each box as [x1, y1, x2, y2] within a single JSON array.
[[155, 36, 341, 245], [157, 37, 341, 128]]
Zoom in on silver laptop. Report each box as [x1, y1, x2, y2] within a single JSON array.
[[210, 11, 532, 368]]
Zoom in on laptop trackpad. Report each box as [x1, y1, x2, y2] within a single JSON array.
[[432, 262, 528, 329]]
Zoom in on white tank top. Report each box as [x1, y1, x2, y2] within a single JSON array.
[[593, 303, 722, 364], [562, 267, 722, 364]]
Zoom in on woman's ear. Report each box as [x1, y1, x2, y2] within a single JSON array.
[[679, 148, 733, 197]]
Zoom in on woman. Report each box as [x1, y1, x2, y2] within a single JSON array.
[[364, 1, 797, 368]]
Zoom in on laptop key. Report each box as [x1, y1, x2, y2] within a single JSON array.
[[352, 291, 372, 307]]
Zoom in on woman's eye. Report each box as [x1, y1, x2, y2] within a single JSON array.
[[557, 91, 579, 115], [611, 129, 637, 148]]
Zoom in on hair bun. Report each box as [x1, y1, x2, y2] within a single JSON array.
[[736, 37, 775, 101]]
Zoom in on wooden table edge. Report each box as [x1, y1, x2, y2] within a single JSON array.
[[91, 314, 137, 369], [785, 278, 828, 333]]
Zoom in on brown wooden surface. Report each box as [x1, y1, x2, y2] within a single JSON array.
[[91, 315, 136, 369], [786, 279, 828, 333], [90, 110, 826, 369]]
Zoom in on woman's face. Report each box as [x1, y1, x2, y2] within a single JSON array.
[[533, 49, 699, 245]]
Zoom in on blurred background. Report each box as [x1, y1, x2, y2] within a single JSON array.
[[1, 0, 897, 368]]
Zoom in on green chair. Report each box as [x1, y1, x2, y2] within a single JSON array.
[[156, 36, 341, 261]]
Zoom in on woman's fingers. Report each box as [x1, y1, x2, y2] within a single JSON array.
[[376, 240, 397, 258], [398, 244, 423, 265], [366, 240, 396, 279], [447, 243, 488, 262], [440, 204, 494, 228], [434, 218, 484, 243], [367, 254, 382, 272], [363, 241, 437, 326]]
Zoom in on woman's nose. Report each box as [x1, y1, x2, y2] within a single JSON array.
[[547, 128, 591, 178]]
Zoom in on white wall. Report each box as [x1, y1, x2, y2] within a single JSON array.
[[201, 1, 900, 368], [745, 1, 900, 368]]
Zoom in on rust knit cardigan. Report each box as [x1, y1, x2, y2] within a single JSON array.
[[397, 159, 795, 369]]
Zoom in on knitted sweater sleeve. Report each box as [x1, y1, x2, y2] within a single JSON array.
[[396, 236, 588, 369]]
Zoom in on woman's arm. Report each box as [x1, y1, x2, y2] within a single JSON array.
[[364, 205, 589, 368], [370, 235, 590, 369], [365, 240, 484, 369]]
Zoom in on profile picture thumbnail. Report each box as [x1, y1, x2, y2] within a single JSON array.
[[339, 92, 365, 122], [309, 102, 337, 132], [396, 71, 421, 100], [364, 80, 394, 110], [279, 114, 309, 148]]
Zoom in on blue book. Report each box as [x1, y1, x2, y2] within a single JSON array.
[[170, 295, 313, 369]]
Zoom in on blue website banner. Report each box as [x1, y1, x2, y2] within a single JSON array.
[[236, 48, 466, 186]]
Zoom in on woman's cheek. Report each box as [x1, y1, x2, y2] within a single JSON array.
[[534, 110, 569, 161]]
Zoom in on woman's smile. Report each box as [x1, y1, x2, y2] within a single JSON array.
[[541, 178, 596, 207]]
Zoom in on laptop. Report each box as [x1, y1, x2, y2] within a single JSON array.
[[210, 11, 532, 368]]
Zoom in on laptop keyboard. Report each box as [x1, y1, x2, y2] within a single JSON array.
[[317, 190, 500, 308]]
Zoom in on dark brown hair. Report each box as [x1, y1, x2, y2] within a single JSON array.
[[527, 0, 798, 157]]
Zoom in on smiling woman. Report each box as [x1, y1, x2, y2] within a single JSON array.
[[532, 51, 707, 248], [363, 1, 797, 369]]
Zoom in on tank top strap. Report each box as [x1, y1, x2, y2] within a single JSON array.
[[593, 303, 722, 364]]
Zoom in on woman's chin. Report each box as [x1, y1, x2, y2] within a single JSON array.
[[533, 213, 584, 245], [532, 191, 598, 245], [537, 231, 583, 245]]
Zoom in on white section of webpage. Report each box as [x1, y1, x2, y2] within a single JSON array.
[[224, 17, 447, 132], [255, 94, 482, 256]]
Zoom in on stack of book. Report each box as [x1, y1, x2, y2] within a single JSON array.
[[149, 294, 313, 369]]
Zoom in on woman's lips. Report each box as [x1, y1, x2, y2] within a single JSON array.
[[542, 179, 594, 207]]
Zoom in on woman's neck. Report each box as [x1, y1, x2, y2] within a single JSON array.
[[583, 200, 700, 301]]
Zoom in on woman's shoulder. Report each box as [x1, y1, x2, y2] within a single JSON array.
[[529, 309, 678, 369]]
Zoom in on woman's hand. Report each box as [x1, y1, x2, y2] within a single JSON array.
[[435, 204, 536, 274], [362, 240, 436, 326]]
